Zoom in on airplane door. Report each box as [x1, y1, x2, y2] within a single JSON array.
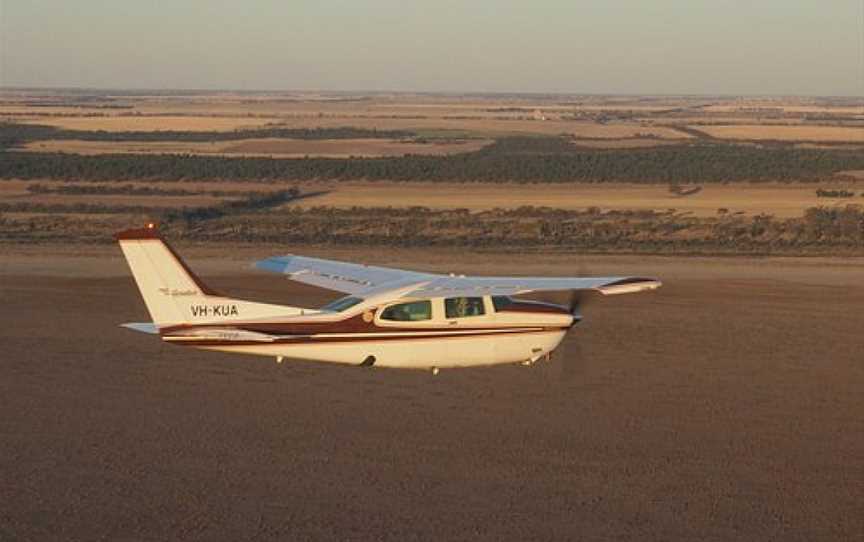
[[442, 296, 494, 364]]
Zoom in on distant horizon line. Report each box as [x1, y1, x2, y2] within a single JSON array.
[[1, 85, 862, 101]]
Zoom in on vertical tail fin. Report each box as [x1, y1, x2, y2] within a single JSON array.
[[115, 225, 305, 326], [116, 225, 218, 324]]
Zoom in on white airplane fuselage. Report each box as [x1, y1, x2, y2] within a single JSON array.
[[159, 295, 573, 369]]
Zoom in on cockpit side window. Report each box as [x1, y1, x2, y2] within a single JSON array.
[[380, 300, 433, 322], [321, 296, 363, 312], [445, 296, 486, 318], [491, 296, 514, 311]]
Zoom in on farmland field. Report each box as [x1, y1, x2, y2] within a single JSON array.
[[1, 90, 863, 254], [284, 181, 859, 218], [3, 180, 861, 218], [695, 124, 864, 143], [15, 115, 281, 131], [14, 114, 690, 139]]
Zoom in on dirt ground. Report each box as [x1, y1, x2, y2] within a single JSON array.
[[20, 137, 492, 158], [8, 180, 862, 218], [1, 246, 862, 541], [286, 181, 863, 218]]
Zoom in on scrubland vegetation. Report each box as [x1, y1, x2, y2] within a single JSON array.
[[815, 188, 858, 198], [0, 122, 412, 146], [2, 92, 862, 253], [3, 132, 864, 183], [2, 199, 863, 254]]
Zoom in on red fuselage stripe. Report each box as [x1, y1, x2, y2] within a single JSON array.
[[164, 327, 570, 347]]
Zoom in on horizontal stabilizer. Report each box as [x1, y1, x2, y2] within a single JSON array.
[[121, 322, 160, 334], [162, 327, 278, 343]]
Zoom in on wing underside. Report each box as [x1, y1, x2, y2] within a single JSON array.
[[256, 254, 661, 299], [255, 255, 434, 294], [406, 276, 661, 297]]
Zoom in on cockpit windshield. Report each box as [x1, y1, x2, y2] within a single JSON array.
[[321, 296, 364, 312], [491, 295, 514, 311]]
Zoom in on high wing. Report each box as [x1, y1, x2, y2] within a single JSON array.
[[255, 255, 436, 294], [405, 275, 661, 297], [255, 255, 661, 298]]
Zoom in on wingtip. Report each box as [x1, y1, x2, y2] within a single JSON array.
[[254, 257, 286, 273], [597, 277, 662, 295], [254, 255, 296, 273]]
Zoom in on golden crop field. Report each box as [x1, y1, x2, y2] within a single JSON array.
[[12, 114, 688, 139], [696, 124, 864, 142], [15, 115, 280, 132], [285, 181, 860, 218]]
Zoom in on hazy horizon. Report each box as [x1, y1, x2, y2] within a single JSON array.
[[2, 0, 863, 97]]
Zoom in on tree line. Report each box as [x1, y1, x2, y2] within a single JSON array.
[[2, 136, 864, 183], [0, 122, 415, 148], [0, 189, 299, 219], [26, 182, 280, 198]]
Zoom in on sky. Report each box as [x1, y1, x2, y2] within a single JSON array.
[[1, 0, 862, 96]]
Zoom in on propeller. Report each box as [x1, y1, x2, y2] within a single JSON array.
[[568, 290, 589, 319], [559, 289, 592, 381], [560, 257, 593, 381]]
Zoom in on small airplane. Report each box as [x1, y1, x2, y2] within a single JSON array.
[[116, 225, 661, 373]]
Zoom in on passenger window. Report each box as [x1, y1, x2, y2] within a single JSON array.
[[445, 297, 486, 318], [492, 295, 514, 311], [380, 300, 432, 322]]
